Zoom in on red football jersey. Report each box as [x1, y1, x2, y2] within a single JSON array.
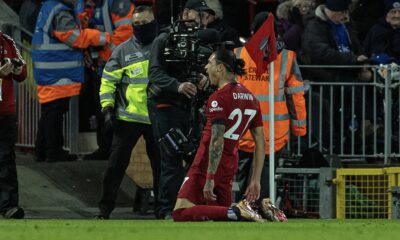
[[189, 82, 263, 178]]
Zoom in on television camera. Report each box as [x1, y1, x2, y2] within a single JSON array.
[[158, 19, 221, 164], [1, 58, 24, 67], [164, 19, 220, 83]]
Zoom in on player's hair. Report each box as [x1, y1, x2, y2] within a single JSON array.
[[214, 48, 246, 76]]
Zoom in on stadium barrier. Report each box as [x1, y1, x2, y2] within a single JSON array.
[[287, 64, 400, 165], [333, 167, 400, 219], [275, 167, 336, 219], [277, 166, 400, 220], [391, 186, 400, 219], [276, 64, 400, 219]]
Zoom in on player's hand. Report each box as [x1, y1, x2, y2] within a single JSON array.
[[203, 179, 216, 201], [178, 82, 197, 98], [0, 61, 13, 78], [244, 180, 261, 203]]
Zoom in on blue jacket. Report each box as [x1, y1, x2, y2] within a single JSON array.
[[31, 0, 84, 86]]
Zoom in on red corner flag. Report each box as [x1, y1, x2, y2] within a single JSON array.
[[244, 13, 277, 77]]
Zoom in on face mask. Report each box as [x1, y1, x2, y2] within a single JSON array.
[[133, 20, 157, 44]]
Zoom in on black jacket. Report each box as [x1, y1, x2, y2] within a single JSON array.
[[363, 18, 400, 64], [301, 5, 363, 81], [351, 0, 385, 41], [148, 32, 190, 107]]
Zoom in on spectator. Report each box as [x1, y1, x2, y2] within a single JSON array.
[[32, 0, 110, 162], [172, 48, 265, 222], [301, 0, 369, 82], [364, 0, 400, 64], [276, 0, 317, 53], [95, 4, 161, 219], [82, 0, 134, 161], [204, 0, 241, 47], [235, 12, 307, 202], [351, 0, 385, 41], [0, 31, 27, 219], [302, 0, 373, 153]]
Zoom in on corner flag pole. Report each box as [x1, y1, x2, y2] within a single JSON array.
[[269, 61, 275, 204]]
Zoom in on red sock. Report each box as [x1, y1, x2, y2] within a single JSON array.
[[173, 205, 229, 221]]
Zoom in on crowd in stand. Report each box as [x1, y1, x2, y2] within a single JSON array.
[[1, 0, 399, 220], [12, 1, 400, 66]]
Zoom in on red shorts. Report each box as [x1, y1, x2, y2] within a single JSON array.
[[177, 171, 233, 207]]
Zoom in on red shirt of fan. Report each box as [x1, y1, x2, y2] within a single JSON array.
[[189, 82, 263, 179], [0, 32, 27, 115]]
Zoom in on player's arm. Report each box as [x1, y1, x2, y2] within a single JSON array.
[[244, 126, 265, 202], [203, 122, 226, 202]]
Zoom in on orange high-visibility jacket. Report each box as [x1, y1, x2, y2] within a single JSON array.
[[92, 0, 134, 62], [235, 47, 307, 153], [32, 0, 111, 104]]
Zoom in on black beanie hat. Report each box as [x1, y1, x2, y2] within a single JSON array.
[[385, 0, 400, 15]]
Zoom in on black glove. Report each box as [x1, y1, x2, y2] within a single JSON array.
[[288, 7, 303, 27], [102, 106, 116, 131]]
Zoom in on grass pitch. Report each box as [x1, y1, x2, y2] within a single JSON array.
[[0, 219, 398, 240]]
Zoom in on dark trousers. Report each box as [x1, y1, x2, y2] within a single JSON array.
[[147, 99, 191, 218], [235, 149, 282, 203], [35, 97, 69, 157], [81, 69, 112, 151], [98, 120, 160, 217], [0, 115, 19, 212], [93, 72, 112, 152]]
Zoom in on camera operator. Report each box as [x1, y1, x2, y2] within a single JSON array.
[[183, 0, 241, 47], [147, 19, 213, 219], [0, 31, 26, 219]]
